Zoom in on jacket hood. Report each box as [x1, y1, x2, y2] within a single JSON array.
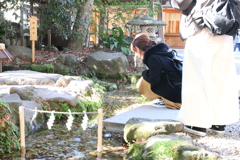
[[143, 43, 174, 64]]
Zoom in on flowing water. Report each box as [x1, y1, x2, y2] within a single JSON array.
[[1, 119, 127, 160], [1, 84, 140, 160]]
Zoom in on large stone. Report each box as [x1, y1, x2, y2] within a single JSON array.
[[9, 86, 78, 107], [1, 93, 22, 124], [127, 52, 147, 72], [52, 62, 72, 75], [55, 76, 83, 87], [52, 54, 80, 75], [123, 117, 184, 144], [58, 54, 80, 69], [179, 146, 224, 160], [22, 101, 45, 134], [0, 70, 62, 85], [0, 93, 45, 134], [86, 51, 129, 78], [67, 80, 94, 96], [141, 133, 193, 160], [1, 93, 22, 111], [7, 45, 32, 62]]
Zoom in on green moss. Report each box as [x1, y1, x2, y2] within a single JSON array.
[[127, 143, 144, 160], [30, 64, 54, 73], [147, 140, 183, 160], [21, 65, 32, 70], [43, 64, 54, 73], [96, 72, 127, 80], [41, 82, 104, 120]]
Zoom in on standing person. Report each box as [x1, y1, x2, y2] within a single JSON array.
[[170, 0, 239, 136], [234, 30, 240, 53], [131, 33, 182, 109]]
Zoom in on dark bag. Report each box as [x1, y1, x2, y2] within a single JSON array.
[[165, 50, 183, 76], [202, 0, 240, 36]]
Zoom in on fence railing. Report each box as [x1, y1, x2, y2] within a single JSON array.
[[19, 106, 103, 159]]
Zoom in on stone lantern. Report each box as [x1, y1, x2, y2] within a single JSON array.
[[0, 43, 13, 73], [127, 15, 167, 42]]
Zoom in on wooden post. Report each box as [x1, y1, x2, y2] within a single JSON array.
[[19, 106, 25, 158], [32, 41, 35, 63], [28, 16, 39, 63], [0, 60, 2, 73], [97, 109, 103, 159], [47, 29, 51, 48]]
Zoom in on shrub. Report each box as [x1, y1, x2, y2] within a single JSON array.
[[0, 99, 20, 154], [100, 27, 131, 55]]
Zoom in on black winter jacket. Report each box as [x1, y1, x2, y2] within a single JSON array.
[[142, 43, 182, 103]]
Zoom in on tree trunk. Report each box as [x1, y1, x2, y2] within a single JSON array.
[[158, 0, 165, 43], [68, 0, 94, 51]]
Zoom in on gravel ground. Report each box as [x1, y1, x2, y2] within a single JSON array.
[[191, 120, 240, 160]]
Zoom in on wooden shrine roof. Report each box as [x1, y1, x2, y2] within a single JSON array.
[[0, 49, 14, 60]]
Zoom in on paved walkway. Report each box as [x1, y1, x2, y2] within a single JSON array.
[[103, 104, 179, 132]]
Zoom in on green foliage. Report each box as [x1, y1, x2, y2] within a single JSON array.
[[0, 99, 20, 154], [147, 1, 162, 17], [147, 140, 182, 160], [1, 0, 162, 50], [23, 64, 54, 73], [36, 0, 82, 41], [93, 0, 149, 32], [0, 13, 16, 44], [0, 0, 87, 45], [100, 27, 131, 55], [127, 143, 144, 160], [92, 0, 149, 52]]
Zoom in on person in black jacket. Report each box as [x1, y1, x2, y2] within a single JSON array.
[[131, 33, 182, 109]]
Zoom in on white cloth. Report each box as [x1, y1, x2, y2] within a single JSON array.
[[177, 28, 239, 128]]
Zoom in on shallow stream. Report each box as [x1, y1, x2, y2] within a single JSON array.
[[0, 83, 142, 160], [1, 119, 127, 160]]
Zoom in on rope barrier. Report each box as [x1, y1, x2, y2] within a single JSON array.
[[24, 108, 99, 114], [19, 106, 103, 159]]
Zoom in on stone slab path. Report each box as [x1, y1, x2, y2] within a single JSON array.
[[103, 101, 240, 132], [103, 104, 179, 132]]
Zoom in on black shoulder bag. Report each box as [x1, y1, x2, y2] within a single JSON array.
[[201, 0, 240, 36]]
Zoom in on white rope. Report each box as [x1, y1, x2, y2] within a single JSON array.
[[24, 108, 99, 114]]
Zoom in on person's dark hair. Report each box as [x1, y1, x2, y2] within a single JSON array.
[[131, 33, 157, 53]]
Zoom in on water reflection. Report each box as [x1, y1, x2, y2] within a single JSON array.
[[58, 150, 86, 159]]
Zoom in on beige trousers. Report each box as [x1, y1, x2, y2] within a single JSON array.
[[136, 77, 181, 109], [178, 28, 239, 128]]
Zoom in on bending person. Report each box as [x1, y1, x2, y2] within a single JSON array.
[[131, 33, 182, 109]]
